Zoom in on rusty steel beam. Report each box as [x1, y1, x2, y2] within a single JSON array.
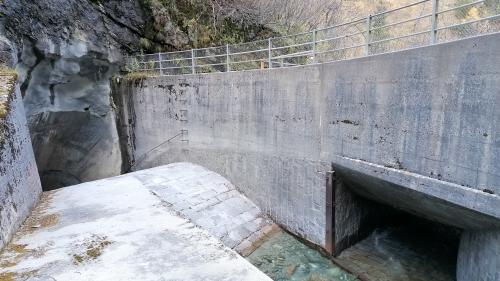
[[325, 168, 335, 255]]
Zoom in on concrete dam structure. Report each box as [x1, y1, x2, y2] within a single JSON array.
[[113, 33, 500, 280]]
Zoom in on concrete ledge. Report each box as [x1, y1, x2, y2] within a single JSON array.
[[333, 155, 500, 229]]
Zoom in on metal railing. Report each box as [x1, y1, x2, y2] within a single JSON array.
[[125, 0, 500, 76]]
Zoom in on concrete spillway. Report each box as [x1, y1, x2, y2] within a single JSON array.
[[113, 33, 500, 280], [0, 163, 273, 281]]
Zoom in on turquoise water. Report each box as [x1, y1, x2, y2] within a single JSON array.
[[247, 232, 357, 281]]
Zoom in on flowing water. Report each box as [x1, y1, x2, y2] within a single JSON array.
[[247, 232, 357, 281], [335, 225, 457, 281], [247, 222, 458, 281]]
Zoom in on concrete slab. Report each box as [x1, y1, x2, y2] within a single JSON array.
[[131, 163, 280, 256], [0, 166, 272, 281]]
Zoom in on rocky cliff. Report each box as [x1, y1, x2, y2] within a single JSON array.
[[0, 0, 146, 188], [0, 0, 269, 189]]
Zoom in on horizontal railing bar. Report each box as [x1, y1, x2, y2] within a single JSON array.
[[371, 13, 432, 31], [195, 45, 226, 52], [437, 0, 485, 15], [195, 62, 227, 67], [372, 0, 430, 17], [271, 41, 314, 51], [272, 62, 300, 67], [436, 14, 500, 31], [194, 53, 228, 60], [158, 57, 192, 63], [273, 50, 313, 59], [370, 29, 431, 45], [140, 65, 191, 70], [315, 43, 366, 55], [160, 65, 192, 69], [229, 58, 266, 64], [315, 18, 366, 33], [126, 0, 500, 77], [229, 49, 269, 56], [315, 30, 366, 44]]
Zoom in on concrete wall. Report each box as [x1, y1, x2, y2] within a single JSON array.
[[113, 34, 500, 250], [0, 73, 42, 249], [457, 230, 500, 281]]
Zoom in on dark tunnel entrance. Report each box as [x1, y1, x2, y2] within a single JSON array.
[[327, 170, 462, 281]]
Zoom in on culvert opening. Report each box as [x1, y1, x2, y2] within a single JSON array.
[[331, 177, 462, 281]]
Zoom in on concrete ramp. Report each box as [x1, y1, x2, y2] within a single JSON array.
[[134, 163, 280, 255], [0, 164, 272, 281]]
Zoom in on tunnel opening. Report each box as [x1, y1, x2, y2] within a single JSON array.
[[330, 172, 462, 281], [40, 170, 82, 191]]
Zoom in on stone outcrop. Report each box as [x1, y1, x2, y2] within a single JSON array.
[[0, 0, 147, 188]]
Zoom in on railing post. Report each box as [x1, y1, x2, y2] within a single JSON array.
[[430, 0, 439, 44], [158, 53, 162, 76], [226, 44, 230, 72], [191, 49, 195, 74], [365, 15, 372, 56], [268, 38, 272, 69], [312, 29, 317, 63]]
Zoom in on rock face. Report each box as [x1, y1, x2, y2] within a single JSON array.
[[0, 0, 146, 188]]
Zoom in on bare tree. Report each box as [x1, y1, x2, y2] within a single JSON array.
[[229, 0, 346, 33]]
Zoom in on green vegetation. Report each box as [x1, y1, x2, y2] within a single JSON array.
[[139, 0, 273, 52]]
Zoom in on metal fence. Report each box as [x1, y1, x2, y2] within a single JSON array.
[[126, 0, 500, 76]]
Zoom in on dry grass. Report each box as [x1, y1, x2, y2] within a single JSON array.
[[0, 66, 17, 119], [72, 235, 114, 265]]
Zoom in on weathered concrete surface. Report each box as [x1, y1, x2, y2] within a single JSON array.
[[333, 156, 500, 229], [457, 230, 500, 281], [0, 74, 42, 250], [113, 33, 500, 252], [332, 177, 395, 256], [132, 162, 281, 256], [0, 164, 272, 281]]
